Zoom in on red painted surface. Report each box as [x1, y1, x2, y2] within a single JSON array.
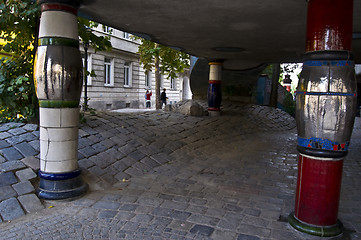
[[306, 0, 353, 52], [208, 80, 221, 84], [295, 154, 343, 226], [41, 3, 78, 15]]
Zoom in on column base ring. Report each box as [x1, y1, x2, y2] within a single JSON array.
[[288, 212, 343, 237]]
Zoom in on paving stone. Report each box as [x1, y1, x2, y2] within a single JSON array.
[[244, 208, 261, 217], [15, 168, 37, 181], [92, 142, 107, 153], [28, 140, 40, 152], [80, 126, 98, 135], [19, 133, 38, 142], [0, 161, 26, 172], [188, 214, 220, 226], [170, 210, 191, 221], [189, 224, 214, 236], [98, 210, 118, 218], [78, 147, 99, 158], [0, 186, 17, 201], [20, 156, 40, 171], [0, 198, 25, 221], [5, 135, 27, 145], [0, 132, 12, 140], [0, 172, 18, 187], [78, 129, 90, 138], [100, 174, 118, 185], [0, 140, 11, 149], [0, 155, 5, 164], [237, 233, 261, 240], [12, 181, 35, 195], [119, 203, 139, 212], [150, 153, 169, 164], [0, 148, 23, 161], [92, 201, 121, 210], [78, 158, 95, 170], [8, 127, 26, 136], [23, 124, 38, 132], [18, 194, 44, 213], [128, 150, 147, 161], [87, 165, 106, 177], [124, 167, 144, 176], [14, 142, 38, 157], [114, 171, 131, 181]]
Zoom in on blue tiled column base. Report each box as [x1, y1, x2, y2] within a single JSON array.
[[38, 169, 88, 200]]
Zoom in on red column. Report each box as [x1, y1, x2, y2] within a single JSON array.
[[289, 0, 356, 237]]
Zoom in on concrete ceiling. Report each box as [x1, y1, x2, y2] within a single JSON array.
[[79, 0, 361, 70]]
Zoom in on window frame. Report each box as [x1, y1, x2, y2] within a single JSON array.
[[104, 57, 114, 87], [170, 77, 176, 90], [124, 61, 132, 87], [82, 53, 92, 86], [145, 71, 152, 89], [123, 32, 130, 39]]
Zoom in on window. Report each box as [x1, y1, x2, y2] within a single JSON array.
[[124, 62, 132, 87], [145, 71, 152, 88], [123, 32, 130, 39], [170, 77, 176, 90], [104, 58, 114, 86], [81, 53, 92, 85], [160, 74, 164, 89], [103, 25, 113, 34]]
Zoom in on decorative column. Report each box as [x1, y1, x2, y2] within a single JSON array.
[[207, 62, 222, 116], [34, 0, 88, 199], [289, 0, 356, 237]]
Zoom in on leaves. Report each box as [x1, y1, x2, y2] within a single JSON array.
[[0, 1, 111, 122], [135, 37, 190, 79], [78, 17, 112, 52]]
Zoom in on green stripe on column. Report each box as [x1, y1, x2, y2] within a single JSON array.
[[39, 100, 79, 108], [38, 37, 79, 48]]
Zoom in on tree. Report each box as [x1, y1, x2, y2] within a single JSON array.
[[135, 37, 190, 109], [0, 0, 111, 122], [0, 0, 40, 122]]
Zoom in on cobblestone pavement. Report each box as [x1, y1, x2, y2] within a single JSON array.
[[0, 102, 360, 240]]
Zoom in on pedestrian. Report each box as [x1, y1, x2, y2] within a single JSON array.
[[145, 90, 152, 108], [160, 88, 167, 108]]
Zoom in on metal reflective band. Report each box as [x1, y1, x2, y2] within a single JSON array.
[[303, 60, 354, 67], [298, 137, 349, 151], [38, 37, 79, 48]]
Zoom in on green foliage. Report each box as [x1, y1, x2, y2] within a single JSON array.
[[0, 0, 39, 122], [135, 37, 189, 79], [78, 18, 112, 52], [283, 91, 296, 117], [261, 63, 301, 84], [0, 1, 111, 121], [0, 59, 38, 122]]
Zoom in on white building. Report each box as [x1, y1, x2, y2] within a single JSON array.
[[80, 25, 191, 111]]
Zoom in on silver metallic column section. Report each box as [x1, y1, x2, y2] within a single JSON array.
[[296, 51, 357, 158]]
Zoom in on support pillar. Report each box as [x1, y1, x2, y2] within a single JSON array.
[[34, 0, 88, 199], [207, 62, 222, 116], [289, 0, 356, 237]]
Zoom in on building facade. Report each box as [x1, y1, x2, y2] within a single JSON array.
[[80, 26, 191, 111]]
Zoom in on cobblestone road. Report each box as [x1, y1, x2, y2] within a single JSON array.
[[0, 102, 360, 240]]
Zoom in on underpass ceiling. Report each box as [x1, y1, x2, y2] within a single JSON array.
[[79, 0, 361, 70]]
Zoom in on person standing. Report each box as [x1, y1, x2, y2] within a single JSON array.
[[145, 90, 152, 108], [160, 88, 167, 108]]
